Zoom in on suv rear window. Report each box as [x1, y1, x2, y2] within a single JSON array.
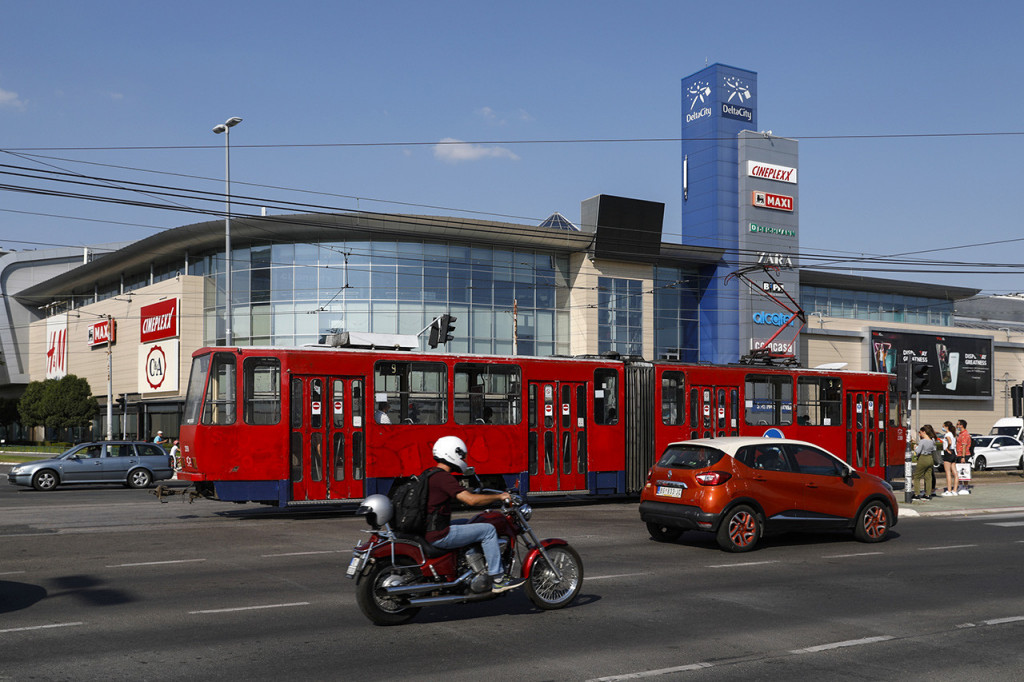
[[656, 445, 725, 469]]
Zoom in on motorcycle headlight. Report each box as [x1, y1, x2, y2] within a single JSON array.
[[518, 503, 533, 521]]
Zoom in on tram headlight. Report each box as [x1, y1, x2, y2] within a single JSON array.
[[518, 503, 533, 521]]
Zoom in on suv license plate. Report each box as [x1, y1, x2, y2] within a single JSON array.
[[656, 486, 683, 498]]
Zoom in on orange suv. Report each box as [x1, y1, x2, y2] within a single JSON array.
[[639, 438, 898, 552]]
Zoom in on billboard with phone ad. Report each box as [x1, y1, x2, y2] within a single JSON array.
[[870, 329, 992, 398]]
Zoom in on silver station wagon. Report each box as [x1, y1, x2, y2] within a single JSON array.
[[7, 441, 174, 491]]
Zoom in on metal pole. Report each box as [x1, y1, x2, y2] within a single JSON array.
[[904, 394, 914, 503], [224, 126, 233, 346], [105, 314, 113, 441]]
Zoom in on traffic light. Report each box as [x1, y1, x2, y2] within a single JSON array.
[[427, 317, 441, 348], [911, 363, 930, 395], [896, 361, 911, 395], [1012, 384, 1023, 418], [438, 314, 457, 344]]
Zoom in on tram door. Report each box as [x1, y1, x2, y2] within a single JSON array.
[[528, 381, 588, 493], [846, 389, 887, 477], [689, 385, 740, 439], [290, 375, 366, 501]]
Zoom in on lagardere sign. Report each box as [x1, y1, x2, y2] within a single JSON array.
[[747, 160, 797, 184], [749, 222, 796, 237]]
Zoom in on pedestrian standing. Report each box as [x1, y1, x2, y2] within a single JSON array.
[[955, 419, 972, 495], [169, 440, 180, 471], [911, 424, 938, 501], [939, 421, 957, 496]]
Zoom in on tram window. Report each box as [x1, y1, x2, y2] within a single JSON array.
[[661, 371, 685, 426], [744, 374, 793, 426], [594, 369, 619, 425], [544, 431, 554, 474], [201, 353, 236, 425], [184, 355, 210, 426], [352, 432, 365, 480], [289, 432, 302, 482], [375, 361, 447, 425], [454, 363, 522, 425], [528, 431, 539, 475], [310, 432, 323, 481], [333, 433, 345, 480], [351, 381, 364, 428], [528, 384, 537, 428], [243, 357, 281, 425], [332, 380, 344, 427], [576, 385, 586, 427], [290, 378, 302, 428], [310, 379, 323, 429], [561, 385, 571, 429], [795, 377, 842, 426], [689, 388, 698, 425], [577, 432, 587, 474]]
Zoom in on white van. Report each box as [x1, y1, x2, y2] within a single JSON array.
[[989, 417, 1024, 440]]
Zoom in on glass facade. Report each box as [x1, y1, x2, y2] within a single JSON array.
[[801, 285, 954, 327], [653, 266, 701, 361], [598, 277, 643, 356], [194, 240, 571, 356]]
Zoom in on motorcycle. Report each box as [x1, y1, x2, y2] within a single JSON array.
[[346, 488, 584, 625]]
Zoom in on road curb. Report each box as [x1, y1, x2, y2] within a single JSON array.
[[899, 505, 1024, 518]]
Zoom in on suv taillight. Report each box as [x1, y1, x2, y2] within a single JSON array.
[[695, 471, 732, 486]]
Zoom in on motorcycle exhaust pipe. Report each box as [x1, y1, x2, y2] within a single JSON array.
[[383, 570, 473, 597], [406, 591, 497, 607]]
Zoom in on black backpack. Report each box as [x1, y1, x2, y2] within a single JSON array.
[[388, 467, 442, 534]]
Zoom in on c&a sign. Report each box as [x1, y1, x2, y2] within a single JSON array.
[[138, 339, 179, 394]]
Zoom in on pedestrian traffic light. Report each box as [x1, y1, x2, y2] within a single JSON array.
[[439, 313, 457, 344], [896, 361, 911, 395], [911, 363, 930, 394]]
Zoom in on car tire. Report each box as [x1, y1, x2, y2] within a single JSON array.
[[973, 456, 987, 472], [646, 522, 684, 543], [1018, 455, 1023, 471], [127, 469, 153, 489], [853, 500, 891, 543], [716, 505, 760, 552], [31, 469, 59, 491]]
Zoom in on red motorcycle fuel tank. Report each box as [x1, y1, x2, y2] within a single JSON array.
[[469, 509, 517, 539]]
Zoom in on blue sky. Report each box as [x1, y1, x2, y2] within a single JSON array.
[[2, 1, 1022, 294]]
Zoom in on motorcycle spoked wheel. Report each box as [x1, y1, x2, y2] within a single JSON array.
[[355, 558, 423, 626], [524, 545, 584, 610]]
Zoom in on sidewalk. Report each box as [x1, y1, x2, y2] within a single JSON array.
[[896, 470, 1024, 518]]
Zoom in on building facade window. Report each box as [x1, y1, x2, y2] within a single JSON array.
[[653, 266, 701, 361], [597, 276, 643, 357], [801, 285, 953, 326], [193, 241, 570, 356]]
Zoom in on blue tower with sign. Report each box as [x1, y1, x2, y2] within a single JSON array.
[[680, 64, 765, 363]]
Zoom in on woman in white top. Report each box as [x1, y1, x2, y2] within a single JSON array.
[[939, 420, 957, 496]]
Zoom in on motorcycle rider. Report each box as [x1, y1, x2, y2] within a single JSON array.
[[426, 436, 525, 593]]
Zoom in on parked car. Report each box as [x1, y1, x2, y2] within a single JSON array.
[[970, 435, 1024, 471], [7, 441, 174, 491], [639, 437, 898, 552]]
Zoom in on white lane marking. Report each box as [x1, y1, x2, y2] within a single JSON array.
[[190, 602, 310, 615], [988, 521, 1024, 527], [918, 544, 977, 551], [0, 570, 27, 576], [0, 622, 84, 634], [791, 635, 894, 654], [822, 552, 884, 559], [706, 560, 778, 568], [587, 662, 713, 680], [984, 616, 1024, 626], [586, 573, 647, 581], [261, 550, 344, 557], [107, 559, 207, 568]]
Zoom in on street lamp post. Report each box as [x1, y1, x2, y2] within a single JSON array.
[[213, 117, 242, 345]]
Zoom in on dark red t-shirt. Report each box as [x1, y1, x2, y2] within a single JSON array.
[[425, 469, 464, 543]]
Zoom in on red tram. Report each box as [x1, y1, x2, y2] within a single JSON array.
[[177, 346, 906, 506]]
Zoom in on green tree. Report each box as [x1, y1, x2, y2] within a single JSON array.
[[18, 375, 99, 431]]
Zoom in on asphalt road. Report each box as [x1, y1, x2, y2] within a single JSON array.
[[2, 474, 1023, 681]]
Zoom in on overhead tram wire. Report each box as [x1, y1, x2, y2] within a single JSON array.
[[4, 162, 1024, 280]]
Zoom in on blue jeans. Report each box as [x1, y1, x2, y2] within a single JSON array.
[[431, 520, 503, 576]]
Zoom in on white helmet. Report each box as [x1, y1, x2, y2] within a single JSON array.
[[356, 494, 393, 528], [432, 436, 468, 473]]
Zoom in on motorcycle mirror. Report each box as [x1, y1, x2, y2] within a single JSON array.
[[463, 466, 476, 476]]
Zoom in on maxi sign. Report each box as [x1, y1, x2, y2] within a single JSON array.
[[752, 191, 793, 211], [88, 319, 115, 347]]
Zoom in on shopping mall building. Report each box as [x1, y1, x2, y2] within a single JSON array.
[[5, 63, 1023, 442]]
